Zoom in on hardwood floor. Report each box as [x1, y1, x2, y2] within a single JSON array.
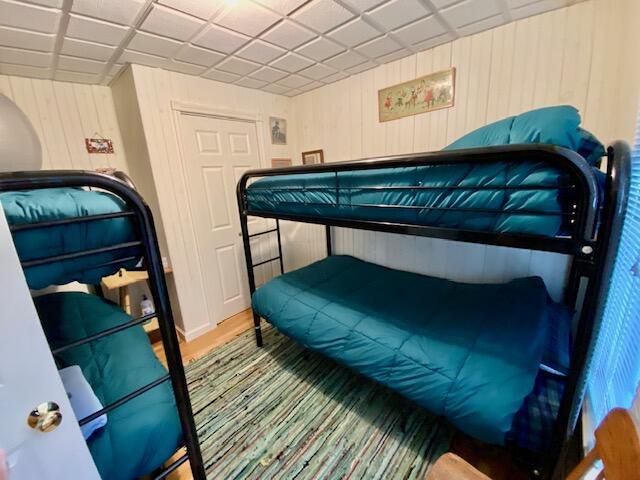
[[153, 309, 528, 480]]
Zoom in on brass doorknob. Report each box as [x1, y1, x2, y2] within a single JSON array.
[[27, 402, 62, 432]]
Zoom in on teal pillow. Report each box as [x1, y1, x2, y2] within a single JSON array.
[[576, 127, 606, 165], [509, 105, 581, 149], [444, 116, 515, 150]]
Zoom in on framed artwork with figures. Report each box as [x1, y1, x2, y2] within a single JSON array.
[[302, 150, 324, 165], [269, 117, 287, 145]]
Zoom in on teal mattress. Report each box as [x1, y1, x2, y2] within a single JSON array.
[[0, 188, 139, 290], [252, 255, 561, 445], [35, 292, 182, 480]]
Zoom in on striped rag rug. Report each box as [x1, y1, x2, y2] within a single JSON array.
[[186, 324, 451, 480]]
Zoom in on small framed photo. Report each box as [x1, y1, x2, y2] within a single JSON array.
[[269, 117, 287, 145], [302, 149, 324, 165], [85, 138, 114, 154], [271, 158, 292, 168]]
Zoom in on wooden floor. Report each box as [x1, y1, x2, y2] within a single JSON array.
[[153, 309, 528, 480]]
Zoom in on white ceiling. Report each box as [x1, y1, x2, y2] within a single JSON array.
[[0, 0, 582, 96]]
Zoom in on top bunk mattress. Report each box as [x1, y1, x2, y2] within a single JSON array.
[[0, 187, 140, 289], [246, 158, 594, 237]]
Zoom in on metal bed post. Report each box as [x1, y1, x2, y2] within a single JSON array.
[[325, 225, 332, 256], [237, 183, 263, 347]]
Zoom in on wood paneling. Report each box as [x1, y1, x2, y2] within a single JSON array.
[[0, 75, 127, 171], [289, 0, 640, 302]]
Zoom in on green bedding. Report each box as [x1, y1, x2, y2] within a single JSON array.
[[252, 255, 558, 444], [0, 188, 139, 290], [35, 292, 182, 480]]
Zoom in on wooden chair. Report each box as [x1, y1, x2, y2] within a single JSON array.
[[427, 408, 640, 480]]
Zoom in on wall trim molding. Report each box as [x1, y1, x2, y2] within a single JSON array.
[[171, 100, 265, 124]]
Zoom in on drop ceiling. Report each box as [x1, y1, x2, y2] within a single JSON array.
[[0, 0, 582, 96]]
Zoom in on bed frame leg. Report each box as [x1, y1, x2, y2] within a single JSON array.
[[253, 312, 263, 347]]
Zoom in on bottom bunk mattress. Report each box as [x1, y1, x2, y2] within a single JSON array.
[[252, 255, 567, 445], [35, 292, 182, 480]]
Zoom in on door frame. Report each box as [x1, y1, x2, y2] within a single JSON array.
[[170, 101, 268, 331]]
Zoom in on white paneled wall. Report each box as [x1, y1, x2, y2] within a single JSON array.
[[290, 0, 640, 301], [0, 75, 127, 171]]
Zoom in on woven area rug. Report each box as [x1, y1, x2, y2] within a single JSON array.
[[186, 324, 452, 480]]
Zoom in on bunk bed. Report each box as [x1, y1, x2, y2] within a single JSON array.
[[236, 107, 631, 477], [0, 172, 206, 480]]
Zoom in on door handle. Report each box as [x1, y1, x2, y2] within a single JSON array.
[[27, 402, 62, 433]]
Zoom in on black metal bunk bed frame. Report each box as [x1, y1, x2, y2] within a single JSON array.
[[0, 171, 206, 480], [236, 143, 631, 478]]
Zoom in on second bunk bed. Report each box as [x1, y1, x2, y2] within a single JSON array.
[[236, 106, 631, 477], [0, 172, 206, 479]]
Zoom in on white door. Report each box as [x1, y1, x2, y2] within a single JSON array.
[[179, 114, 264, 323], [0, 209, 99, 480]]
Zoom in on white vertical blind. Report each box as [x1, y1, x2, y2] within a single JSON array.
[[588, 112, 640, 423]]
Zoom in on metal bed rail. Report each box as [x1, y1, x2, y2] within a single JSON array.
[[236, 143, 631, 479], [0, 170, 206, 480]]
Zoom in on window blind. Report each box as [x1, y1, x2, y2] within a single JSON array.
[[587, 116, 640, 423]]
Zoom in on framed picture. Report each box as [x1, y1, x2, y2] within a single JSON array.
[[271, 158, 292, 168], [269, 116, 287, 145], [302, 149, 324, 165], [85, 137, 114, 154], [378, 67, 455, 122]]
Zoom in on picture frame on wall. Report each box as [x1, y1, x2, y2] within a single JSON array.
[[302, 149, 324, 165], [269, 117, 287, 145], [271, 158, 292, 167], [378, 67, 456, 122]]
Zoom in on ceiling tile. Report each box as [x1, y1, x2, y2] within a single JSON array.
[[377, 48, 412, 64], [253, 0, 308, 15], [0, 26, 55, 52], [54, 69, 99, 83], [346, 59, 376, 74], [510, 0, 568, 20], [216, 56, 261, 75], [21, 0, 62, 7], [295, 36, 344, 62], [339, 0, 387, 13], [430, 0, 460, 7], [128, 31, 182, 57], [322, 70, 349, 83], [355, 35, 401, 58], [202, 69, 241, 83], [120, 49, 168, 69], [413, 31, 454, 51], [0, 62, 50, 78], [269, 52, 313, 72], [261, 19, 316, 50], [298, 80, 323, 91], [249, 65, 287, 82], [0, 45, 51, 67], [141, 4, 205, 41], [193, 24, 250, 54], [292, 0, 354, 33], [57, 54, 105, 74], [215, 2, 281, 37], [327, 18, 381, 47], [71, 0, 146, 26], [165, 59, 207, 75], [284, 88, 302, 97], [61, 37, 116, 61], [174, 44, 225, 66], [261, 83, 289, 94], [367, 0, 430, 31], [235, 77, 268, 89], [440, 0, 501, 28], [67, 14, 129, 45], [324, 49, 366, 69], [236, 40, 286, 64], [392, 15, 446, 46], [109, 63, 124, 77], [158, 0, 225, 20], [277, 73, 311, 88], [0, 0, 61, 34], [299, 62, 337, 80], [456, 13, 503, 36]]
